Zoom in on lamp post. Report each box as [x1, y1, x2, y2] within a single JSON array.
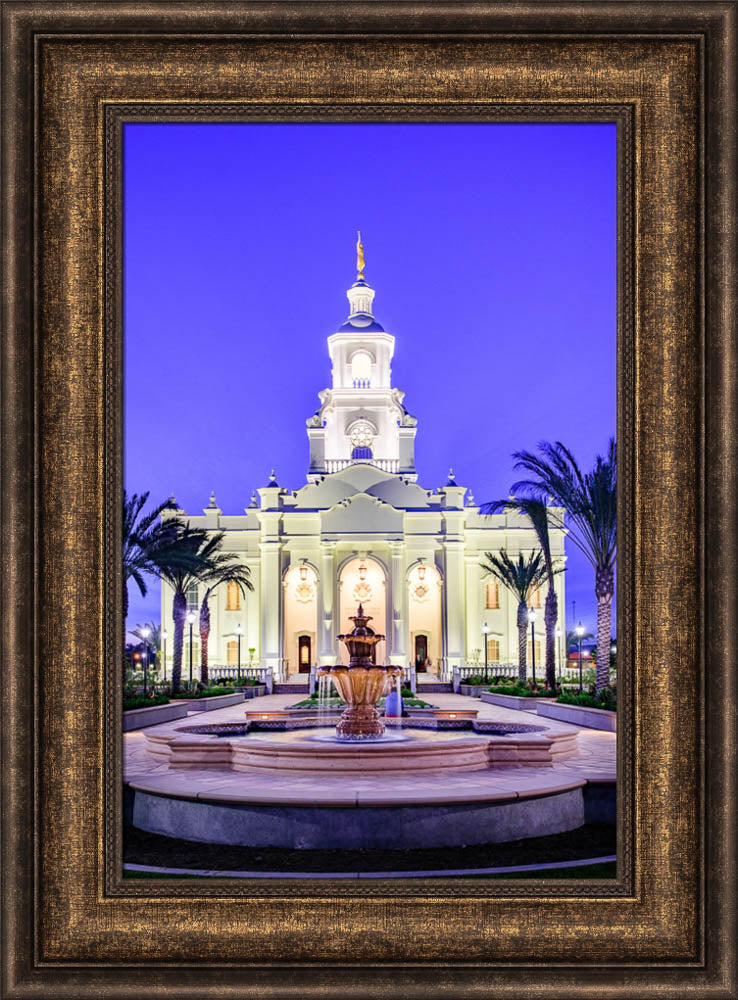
[[556, 626, 563, 685], [576, 622, 585, 692], [187, 610, 195, 685], [140, 626, 150, 697], [482, 622, 489, 683], [236, 623, 243, 677], [528, 608, 537, 689], [162, 630, 168, 684]]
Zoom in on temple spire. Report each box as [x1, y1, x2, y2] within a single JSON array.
[[356, 230, 365, 280]]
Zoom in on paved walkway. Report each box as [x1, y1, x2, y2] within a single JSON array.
[[124, 691, 615, 807]]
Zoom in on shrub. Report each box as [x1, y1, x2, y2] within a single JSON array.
[[557, 687, 617, 711], [170, 685, 236, 700], [123, 693, 169, 711], [488, 683, 558, 698]]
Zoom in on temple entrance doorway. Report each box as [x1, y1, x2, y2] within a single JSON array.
[[338, 556, 387, 665], [298, 635, 312, 673], [414, 634, 429, 671], [408, 561, 442, 673], [283, 562, 318, 676]]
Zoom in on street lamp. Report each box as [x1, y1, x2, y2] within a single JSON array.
[[162, 630, 168, 683], [555, 626, 563, 684], [528, 608, 537, 689], [187, 610, 195, 685], [140, 626, 150, 697], [482, 622, 489, 683], [576, 622, 585, 692], [236, 623, 243, 676]]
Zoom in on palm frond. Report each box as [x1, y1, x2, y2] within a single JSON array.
[[480, 549, 549, 604]]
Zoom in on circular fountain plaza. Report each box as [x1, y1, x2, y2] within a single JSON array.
[[124, 610, 616, 851]]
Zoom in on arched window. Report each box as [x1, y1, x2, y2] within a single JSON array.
[[528, 586, 541, 608], [350, 351, 372, 385], [226, 640, 238, 665], [225, 580, 240, 611], [485, 582, 499, 609], [487, 638, 500, 663], [186, 582, 199, 611]]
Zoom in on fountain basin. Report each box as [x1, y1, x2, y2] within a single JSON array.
[[143, 719, 577, 775]]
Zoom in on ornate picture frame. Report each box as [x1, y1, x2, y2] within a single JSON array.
[[1, 3, 735, 997]]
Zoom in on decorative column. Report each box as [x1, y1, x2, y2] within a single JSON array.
[[318, 541, 337, 665], [258, 512, 282, 677], [442, 536, 466, 670], [465, 554, 482, 661], [389, 541, 407, 664]]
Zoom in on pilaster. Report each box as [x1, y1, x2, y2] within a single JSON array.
[[389, 541, 407, 663], [319, 541, 337, 664]]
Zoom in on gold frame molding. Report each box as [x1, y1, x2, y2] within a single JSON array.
[[1, 3, 735, 997]]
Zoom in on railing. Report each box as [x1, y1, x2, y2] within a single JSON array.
[[323, 458, 400, 474], [352, 378, 371, 388], [453, 663, 519, 692], [209, 665, 274, 693]]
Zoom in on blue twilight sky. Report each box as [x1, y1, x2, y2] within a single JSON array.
[[124, 122, 616, 640]]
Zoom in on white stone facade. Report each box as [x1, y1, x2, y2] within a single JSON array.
[[161, 264, 567, 680]]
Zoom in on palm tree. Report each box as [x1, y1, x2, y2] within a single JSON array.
[[122, 491, 178, 632], [150, 526, 223, 694], [198, 557, 253, 685], [511, 438, 617, 690], [480, 550, 549, 685], [130, 622, 162, 670], [482, 497, 563, 689]]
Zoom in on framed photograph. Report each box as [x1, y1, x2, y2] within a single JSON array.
[[2, 3, 735, 998]]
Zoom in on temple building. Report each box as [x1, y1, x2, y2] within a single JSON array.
[[161, 238, 567, 680]]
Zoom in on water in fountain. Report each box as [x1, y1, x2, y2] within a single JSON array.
[[317, 673, 330, 727]]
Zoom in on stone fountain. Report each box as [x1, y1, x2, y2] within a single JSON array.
[[318, 604, 403, 739]]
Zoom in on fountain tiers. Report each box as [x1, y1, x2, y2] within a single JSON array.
[[320, 604, 403, 739]]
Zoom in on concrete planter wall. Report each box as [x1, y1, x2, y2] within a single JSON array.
[[176, 692, 245, 713], [459, 684, 488, 698], [241, 686, 267, 700], [537, 701, 616, 732], [123, 701, 191, 732], [481, 692, 557, 712]]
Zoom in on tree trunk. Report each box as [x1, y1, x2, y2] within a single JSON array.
[[595, 566, 614, 691], [171, 589, 186, 694], [544, 586, 558, 690], [516, 601, 528, 685], [199, 597, 210, 686]]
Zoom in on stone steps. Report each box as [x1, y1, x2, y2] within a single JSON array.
[[416, 682, 454, 693], [273, 682, 310, 695]]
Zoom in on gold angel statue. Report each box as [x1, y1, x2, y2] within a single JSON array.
[[356, 231, 365, 279]]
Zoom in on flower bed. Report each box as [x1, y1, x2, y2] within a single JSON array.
[[123, 693, 169, 712], [557, 689, 617, 711]]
